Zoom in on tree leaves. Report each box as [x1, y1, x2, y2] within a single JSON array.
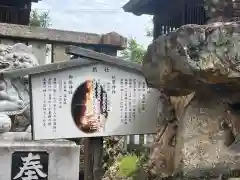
[[29, 9, 51, 28], [119, 37, 146, 64]]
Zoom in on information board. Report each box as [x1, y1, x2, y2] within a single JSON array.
[[30, 64, 161, 140]]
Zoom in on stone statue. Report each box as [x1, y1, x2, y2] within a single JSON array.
[[0, 43, 81, 180], [0, 43, 39, 133]]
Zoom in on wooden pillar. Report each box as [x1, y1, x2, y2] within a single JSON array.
[[84, 45, 118, 180], [84, 138, 94, 180], [153, 15, 160, 39]]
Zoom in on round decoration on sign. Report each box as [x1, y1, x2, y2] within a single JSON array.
[[71, 80, 109, 134]]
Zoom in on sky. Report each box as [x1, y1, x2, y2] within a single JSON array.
[[32, 0, 153, 48]]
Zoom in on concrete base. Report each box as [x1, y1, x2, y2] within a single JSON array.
[[0, 132, 80, 180]]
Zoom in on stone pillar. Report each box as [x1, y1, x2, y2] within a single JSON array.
[[0, 132, 80, 180]]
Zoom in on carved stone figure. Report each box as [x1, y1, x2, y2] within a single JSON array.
[[0, 43, 39, 133]]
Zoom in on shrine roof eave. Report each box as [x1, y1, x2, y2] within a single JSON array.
[[122, 0, 158, 15], [31, 0, 42, 2], [0, 46, 142, 79]]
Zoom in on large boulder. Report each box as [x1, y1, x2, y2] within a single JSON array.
[[175, 92, 240, 178], [143, 21, 240, 96], [143, 21, 240, 179]]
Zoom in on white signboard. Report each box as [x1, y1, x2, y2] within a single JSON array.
[[30, 64, 160, 140]]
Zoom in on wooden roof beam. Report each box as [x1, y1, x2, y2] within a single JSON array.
[[122, 0, 156, 15]]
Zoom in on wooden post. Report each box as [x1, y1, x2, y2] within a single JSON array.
[[84, 138, 93, 180], [92, 137, 104, 180], [84, 44, 118, 180], [84, 138, 104, 180]]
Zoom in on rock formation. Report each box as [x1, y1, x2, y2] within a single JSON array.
[[143, 21, 240, 179], [0, 43, 39, 132]]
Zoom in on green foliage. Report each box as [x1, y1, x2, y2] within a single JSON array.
[[119, 37, 146, 64], [117, 155, 139, 177], [131, 149, 151, 180], [29, 9, 51, 28], [119, 23, 153, 64], [106, 150, 151, 180], [146, 27, 153, 37], [103, 137, 127, 172], [145, 18, 153, 37]]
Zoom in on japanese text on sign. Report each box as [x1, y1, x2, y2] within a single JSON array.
[[31, 64, 160, 139]]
